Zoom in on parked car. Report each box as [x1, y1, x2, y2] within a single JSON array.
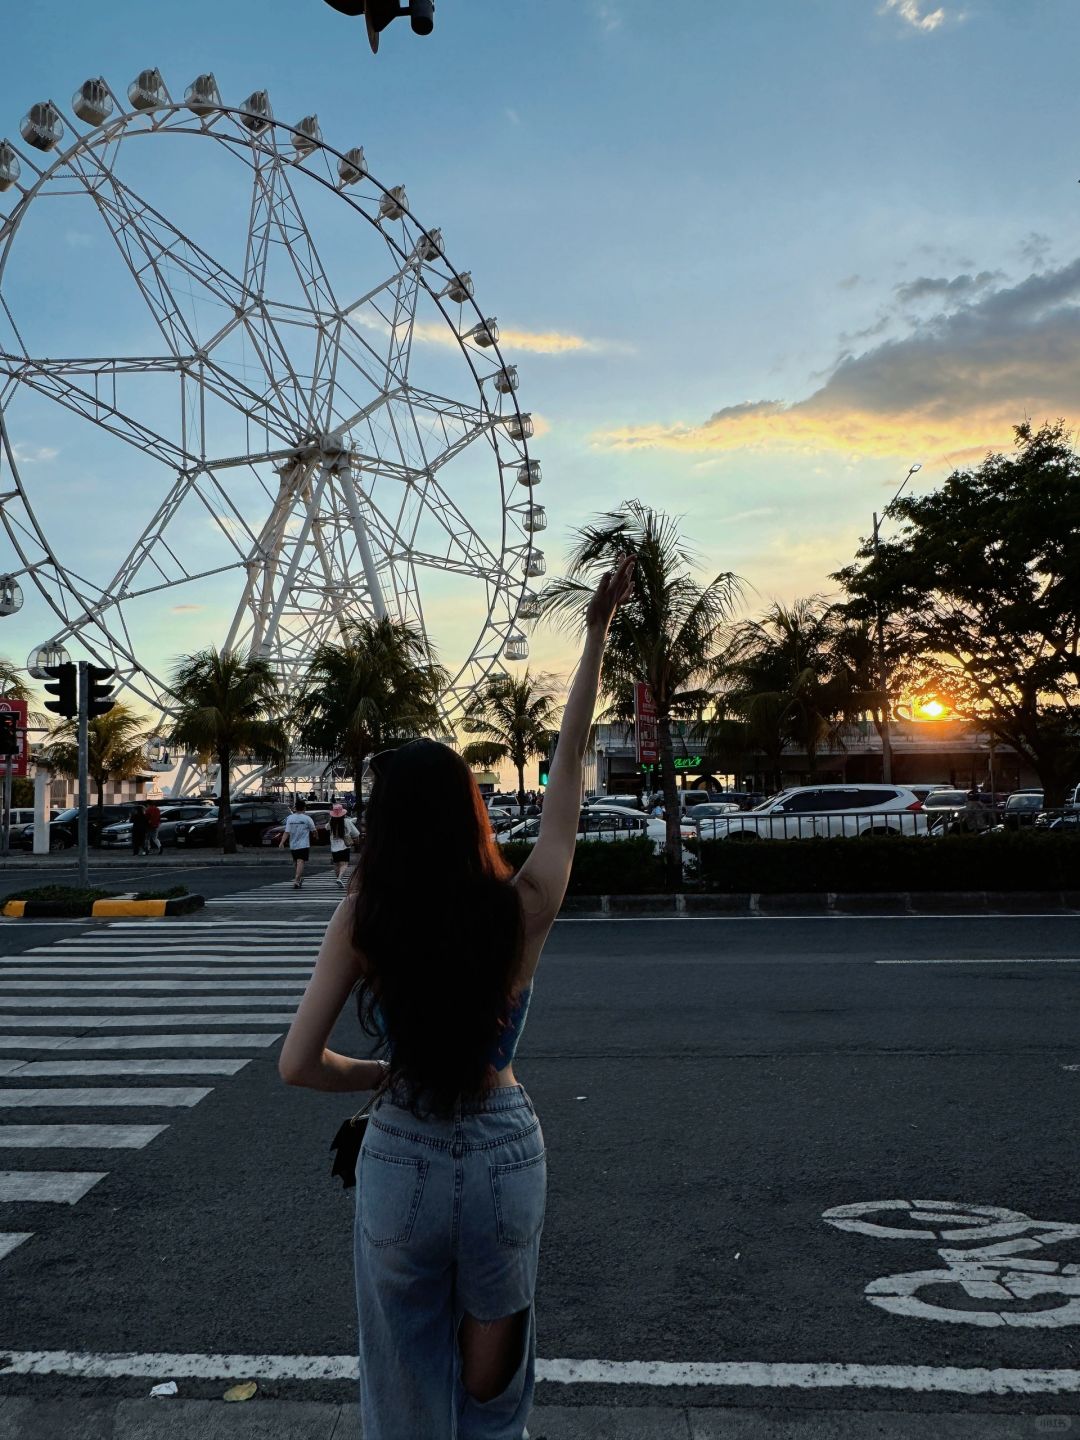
[[583, 794, 645, 812], [501, 805, 667, 853], [99, 804, 217, 850], [178, 802, 291, 847], [694, 785, 928, 841], [1034, 809, 1080, 833], [2, 807, 58, 843], [680, 801, 743, 840], [1002, 791, 1044, 831], [261, 810, 332, 847], [14, 803, 144, 851]]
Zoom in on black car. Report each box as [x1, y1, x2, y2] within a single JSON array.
[[178, 802, 290, 847], [16, 803, 144, 851]]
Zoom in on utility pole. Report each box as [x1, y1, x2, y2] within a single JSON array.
[[871, 463, 922, 786]]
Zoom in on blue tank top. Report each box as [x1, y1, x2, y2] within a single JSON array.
[[371, 985, 532, 1073]]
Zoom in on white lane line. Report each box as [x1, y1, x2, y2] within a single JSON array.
[[9, 1060, 249, 1077], [0, 996, 301, 1008], [0, 981, 307, 992], [106, 922, 329, 929], [552, 914, 1080, 923], [0, 1013, 294, 1028], [877, 958, 1080, 965], [0, 1087, 212, 1108], [0, 1171, 106, 1202], [0, 1350, 1078, 1395], [0, 967, 312, 977], [0, 1124, 167, 1148], [0, 1234, 32, 1260], [0, 1169, 105, 1203], [0, 1033, 282, 1051], [33, 946, 311, 956]]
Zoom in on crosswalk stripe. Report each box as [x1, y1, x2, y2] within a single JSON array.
[[6, 1060, 250, 1077], [0, 966, 313, 976], [0, 1124, 167, 1148], [29, 946, 312, 956], [0, 981, 308, 992], [0, 1013, 294, 1028], [0, 1172, 106, 1203], [0, 1034, 282, 1050], [0, 1088, 212, 1108], [0, 1233, 32, 1259], [0, 996, 302, 1009]]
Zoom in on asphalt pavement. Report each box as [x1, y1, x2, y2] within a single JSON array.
[[0, 868, 1078, 1435]]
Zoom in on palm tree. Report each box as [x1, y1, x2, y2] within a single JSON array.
[[169, 650, 287, 854], [461, 672, 559, 808], [541, 500, 744, 879], [38, 703, 150, 819], [295, 617, 447, 806], [722, 598, 859, 786], [0, 658, 31, 703]]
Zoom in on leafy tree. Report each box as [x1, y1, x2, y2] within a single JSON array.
[[295, 617, 447, 807], [834, 421, 1080, 806], [720, 598, 868, 786], [169, 650, 287, 853], [461, 672, 558, 807], [0, 659, 31, 703], [39, 703, 150, 818], [541, 500, 744, 879]]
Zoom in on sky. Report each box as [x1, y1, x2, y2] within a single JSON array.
[[3, 0, 1080, 709]]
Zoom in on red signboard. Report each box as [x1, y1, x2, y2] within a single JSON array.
[[0, 697, 29, 778], [634, 682, 658, 766]]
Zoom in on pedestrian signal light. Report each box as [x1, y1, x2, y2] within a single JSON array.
[[538, 761, 550, 787], [87, 665, 116, 718], [0, 712, 17, 756], [43, 662, 77, 718]]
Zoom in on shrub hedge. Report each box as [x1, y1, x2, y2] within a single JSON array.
[[499, 837, 667, 894]]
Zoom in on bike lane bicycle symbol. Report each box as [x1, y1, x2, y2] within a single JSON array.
[[823, 1199, 1080, 1328]]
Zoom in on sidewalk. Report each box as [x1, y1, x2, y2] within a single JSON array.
[[0, 1397, 1072, 1438]]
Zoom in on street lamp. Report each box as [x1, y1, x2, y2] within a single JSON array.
[[873, 463, 921, 784]]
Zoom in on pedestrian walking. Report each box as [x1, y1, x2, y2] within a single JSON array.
[[328, 802, 359, 887], [131, 804, 149, 856], [279, 555, 635, 1440], [278, 798, 317, 888], [144, 800, 163, 855]]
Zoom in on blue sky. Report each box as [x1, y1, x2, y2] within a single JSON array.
[[3, 0, 1080, 693]]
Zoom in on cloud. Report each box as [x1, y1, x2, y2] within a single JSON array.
[[504, 107, 521, 127], [10, 443, 58, 464], [838, 275, 862, 291], [713, 507, 780, 525], [594, 2, 622, 32], [894, 270, 1003, 306], [594, 258, 1080, 465], [881, 0, 949, 31], [408, 318, 624, 355], [170, 603, 204, 613]]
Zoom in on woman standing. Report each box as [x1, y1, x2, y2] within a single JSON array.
[[279, 558, 633, 1440], [328, 802, 359, 888]]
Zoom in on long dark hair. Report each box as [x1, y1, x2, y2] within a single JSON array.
[[351, 739, 523, 1119]]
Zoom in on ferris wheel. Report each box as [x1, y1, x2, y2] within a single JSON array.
[[0, 70, 545, 736]]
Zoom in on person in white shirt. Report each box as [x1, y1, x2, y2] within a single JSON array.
[[328, 802, 360, 888], [278, 798, 318, 888]]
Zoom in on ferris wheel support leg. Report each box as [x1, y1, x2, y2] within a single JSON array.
[[170, 753, 198, 799], [339, 464, 387, 622], [261, 463, 332, 654]]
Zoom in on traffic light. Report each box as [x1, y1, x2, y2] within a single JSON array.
[[538, 760, 549, 787], [0, 713, 17, 757], [87, 665, 116, 718], [43, 662, 77, 718]]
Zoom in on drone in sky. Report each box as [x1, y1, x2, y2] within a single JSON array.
[[323, 0, 435, 52]]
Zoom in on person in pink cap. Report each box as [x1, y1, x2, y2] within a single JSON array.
[[328, 802, 360, 887]]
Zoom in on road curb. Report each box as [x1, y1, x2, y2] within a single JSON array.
[[558, 890, 1080, 916], [1, 894, 206, 919]]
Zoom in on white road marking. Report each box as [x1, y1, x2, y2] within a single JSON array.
[[0, 995, 301, 1008], [552, 914, 1080, 922], [878, 958, 1080, 965], [0, 1234, 32, 1260], [0, 1171, 106, 1202], [0, 1033, 282, 1050], [0, 981, 308, 991], [0, 1350, 1078, 1395], [6, 1059, 250, 1077], [0, 1124, 167, 1147], [0, 1012, 294, 1027], [0, 966, 312, 976], [0, 1087, 212, 1108], [31, 946, 310, 956]]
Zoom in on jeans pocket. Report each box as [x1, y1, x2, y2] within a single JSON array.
[[491, 1150, 546, 1248], [359, 1148, 428, 1247]]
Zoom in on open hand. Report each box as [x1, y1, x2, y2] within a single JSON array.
[[586, 555, 635, 633]]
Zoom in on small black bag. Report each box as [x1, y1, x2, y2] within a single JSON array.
[[329, 1092, 378, 1190]]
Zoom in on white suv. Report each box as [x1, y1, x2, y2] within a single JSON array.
[[694, 785, 927, 841]]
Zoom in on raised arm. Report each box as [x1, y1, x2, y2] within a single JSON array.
[[514, 556, 634, 955]]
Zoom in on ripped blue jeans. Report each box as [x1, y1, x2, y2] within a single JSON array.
[[355, 1082, 545, 1440]]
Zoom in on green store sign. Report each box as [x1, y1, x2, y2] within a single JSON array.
[[673, 756, 703, 769]]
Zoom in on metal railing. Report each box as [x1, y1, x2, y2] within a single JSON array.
[[693, 808, 930, 842]]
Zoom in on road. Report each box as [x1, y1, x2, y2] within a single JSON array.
[[0, 867, 1078, 1427]]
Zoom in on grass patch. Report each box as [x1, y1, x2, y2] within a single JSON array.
[[133, 885, 189, 901], [8, 885, 112, 904]]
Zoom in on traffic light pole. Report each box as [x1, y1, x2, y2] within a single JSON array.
[[77, 660, 89, 889]]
